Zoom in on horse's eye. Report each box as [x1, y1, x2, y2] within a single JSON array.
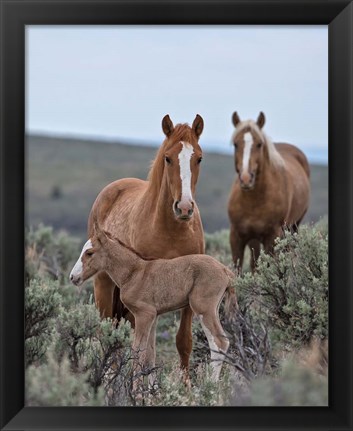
[[86, 250, 94, 257], [257, 142, 262, 149], [197, 157, 202, 164], [165, 156, 171, 164], [234, 142, 238, 149]]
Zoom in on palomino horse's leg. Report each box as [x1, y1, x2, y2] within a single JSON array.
[[229, 225, 245, 273], [247, 239, 261, 272], [94, 271, 115, 318], [198, 312, 229, 382], [176, 306, 193, 383]]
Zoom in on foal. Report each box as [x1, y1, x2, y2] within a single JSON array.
[[70, 229, 236, 389]]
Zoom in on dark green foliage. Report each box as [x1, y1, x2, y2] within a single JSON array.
[[25, 224, 80, 284], [233, 360, 328, 406], [25, 278, 61, 367], [235, 224, 328, 348]]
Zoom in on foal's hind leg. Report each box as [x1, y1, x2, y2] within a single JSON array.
[[198, 312, 229, 381]]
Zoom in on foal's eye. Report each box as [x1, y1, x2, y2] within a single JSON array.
[[257, 142, 262, 148], [197, 157, 202, 164], [86, 250, 94, 257], [165, 156, 171, 164], [234, 142, 238, 149]]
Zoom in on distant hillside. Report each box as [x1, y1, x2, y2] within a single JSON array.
[[26, 135, 328, 239]]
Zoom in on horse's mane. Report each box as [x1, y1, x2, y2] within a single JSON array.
[[115, 237, 158, 261], [147, 124, 197, 195], [233, 120, 285, 169]]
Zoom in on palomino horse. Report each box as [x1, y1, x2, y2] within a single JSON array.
[[228, 112, 310, 271], [70, 225, 236, 393], [87, 114, 205, 377]]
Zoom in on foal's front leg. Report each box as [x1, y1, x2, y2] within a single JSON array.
[[176, 306, 193, 385], [131, 310, 157, 396]]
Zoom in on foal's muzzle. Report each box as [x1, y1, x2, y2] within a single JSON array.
[[173, 200, 194, 220], [70, 273, 82, 286]]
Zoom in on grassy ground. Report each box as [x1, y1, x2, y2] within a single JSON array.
[[26, 134, 328, 239]]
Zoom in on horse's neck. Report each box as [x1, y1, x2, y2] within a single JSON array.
[[249, 157, 283, 195], [106, 243, 142, 286], [144, 172, 178, 231]]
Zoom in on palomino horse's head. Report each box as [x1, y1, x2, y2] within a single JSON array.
[[155, 114, 204, 221], [231, 111, 268, 190]]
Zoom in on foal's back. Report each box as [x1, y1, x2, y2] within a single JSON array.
[[121, 255, 232, 316]]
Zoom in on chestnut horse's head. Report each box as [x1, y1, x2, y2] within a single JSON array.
[[231, 111, 284, 190], [149, 114, 204, 221]]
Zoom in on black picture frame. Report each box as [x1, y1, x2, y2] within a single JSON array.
[[1, 1, 352, 430]]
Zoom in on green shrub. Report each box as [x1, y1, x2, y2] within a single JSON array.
[[235, 223, 328, 349], [25, 224, 80, 284], [25, 278, 61, 367], [233, 360, 328, 406], [26, 352, 104, 406]]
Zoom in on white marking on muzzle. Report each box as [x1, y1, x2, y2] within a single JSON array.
[[178, 141, 194, 202], [242, 132, 253, 174], [70, 239, 92, 280]]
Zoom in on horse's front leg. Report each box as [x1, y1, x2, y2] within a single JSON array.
[[94, 271, 115, 318], [176, 306, 193, 386], [229, 225, 245, 273]]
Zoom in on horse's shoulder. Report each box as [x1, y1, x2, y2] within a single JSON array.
[[88, 178, 147, 235]]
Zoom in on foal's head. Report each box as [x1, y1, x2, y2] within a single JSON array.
[[69, 230, 113, 286], [149, 114, 204, 221], [231, 112, 267, 190]]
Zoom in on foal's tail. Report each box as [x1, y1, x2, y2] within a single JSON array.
[[223, 268, 238, 318]]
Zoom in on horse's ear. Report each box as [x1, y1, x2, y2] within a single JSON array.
[[257, 112, 266, 129], [162, 114, 174, 137], [192, 114, 204, 138], [232, 112, 241, 127]]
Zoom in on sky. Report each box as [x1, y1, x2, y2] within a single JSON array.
[[26, 26, 328, 163]]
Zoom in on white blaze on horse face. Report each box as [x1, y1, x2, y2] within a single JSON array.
[[70, 239, 92, 280], [242, 132, 254, 174], [178, 141, 194, 202]]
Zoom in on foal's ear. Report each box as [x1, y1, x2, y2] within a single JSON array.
[[257, 111, 266, 129], [162, 114, 174, 137], [192, 114, 204, 138], [232, 112, 241, 127]]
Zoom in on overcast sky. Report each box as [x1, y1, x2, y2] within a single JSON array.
[[26, 26, 328, 162]]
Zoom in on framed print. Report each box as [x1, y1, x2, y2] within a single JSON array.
[[0, 0, 352, 430]]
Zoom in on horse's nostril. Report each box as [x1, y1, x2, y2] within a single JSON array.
[[70, 274, 74, 281], [188, 208, 194, 216], [174, 201, 182, 215]]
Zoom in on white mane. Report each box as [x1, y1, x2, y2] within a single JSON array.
[[232, 120, 285, 169]]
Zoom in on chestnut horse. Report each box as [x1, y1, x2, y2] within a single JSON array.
[[228, 112, 310, 271], [87, 114, 205, 377]]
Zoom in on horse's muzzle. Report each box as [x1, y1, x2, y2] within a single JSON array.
[[173, 200, 194, 220], [70, 273, 82, 286]]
